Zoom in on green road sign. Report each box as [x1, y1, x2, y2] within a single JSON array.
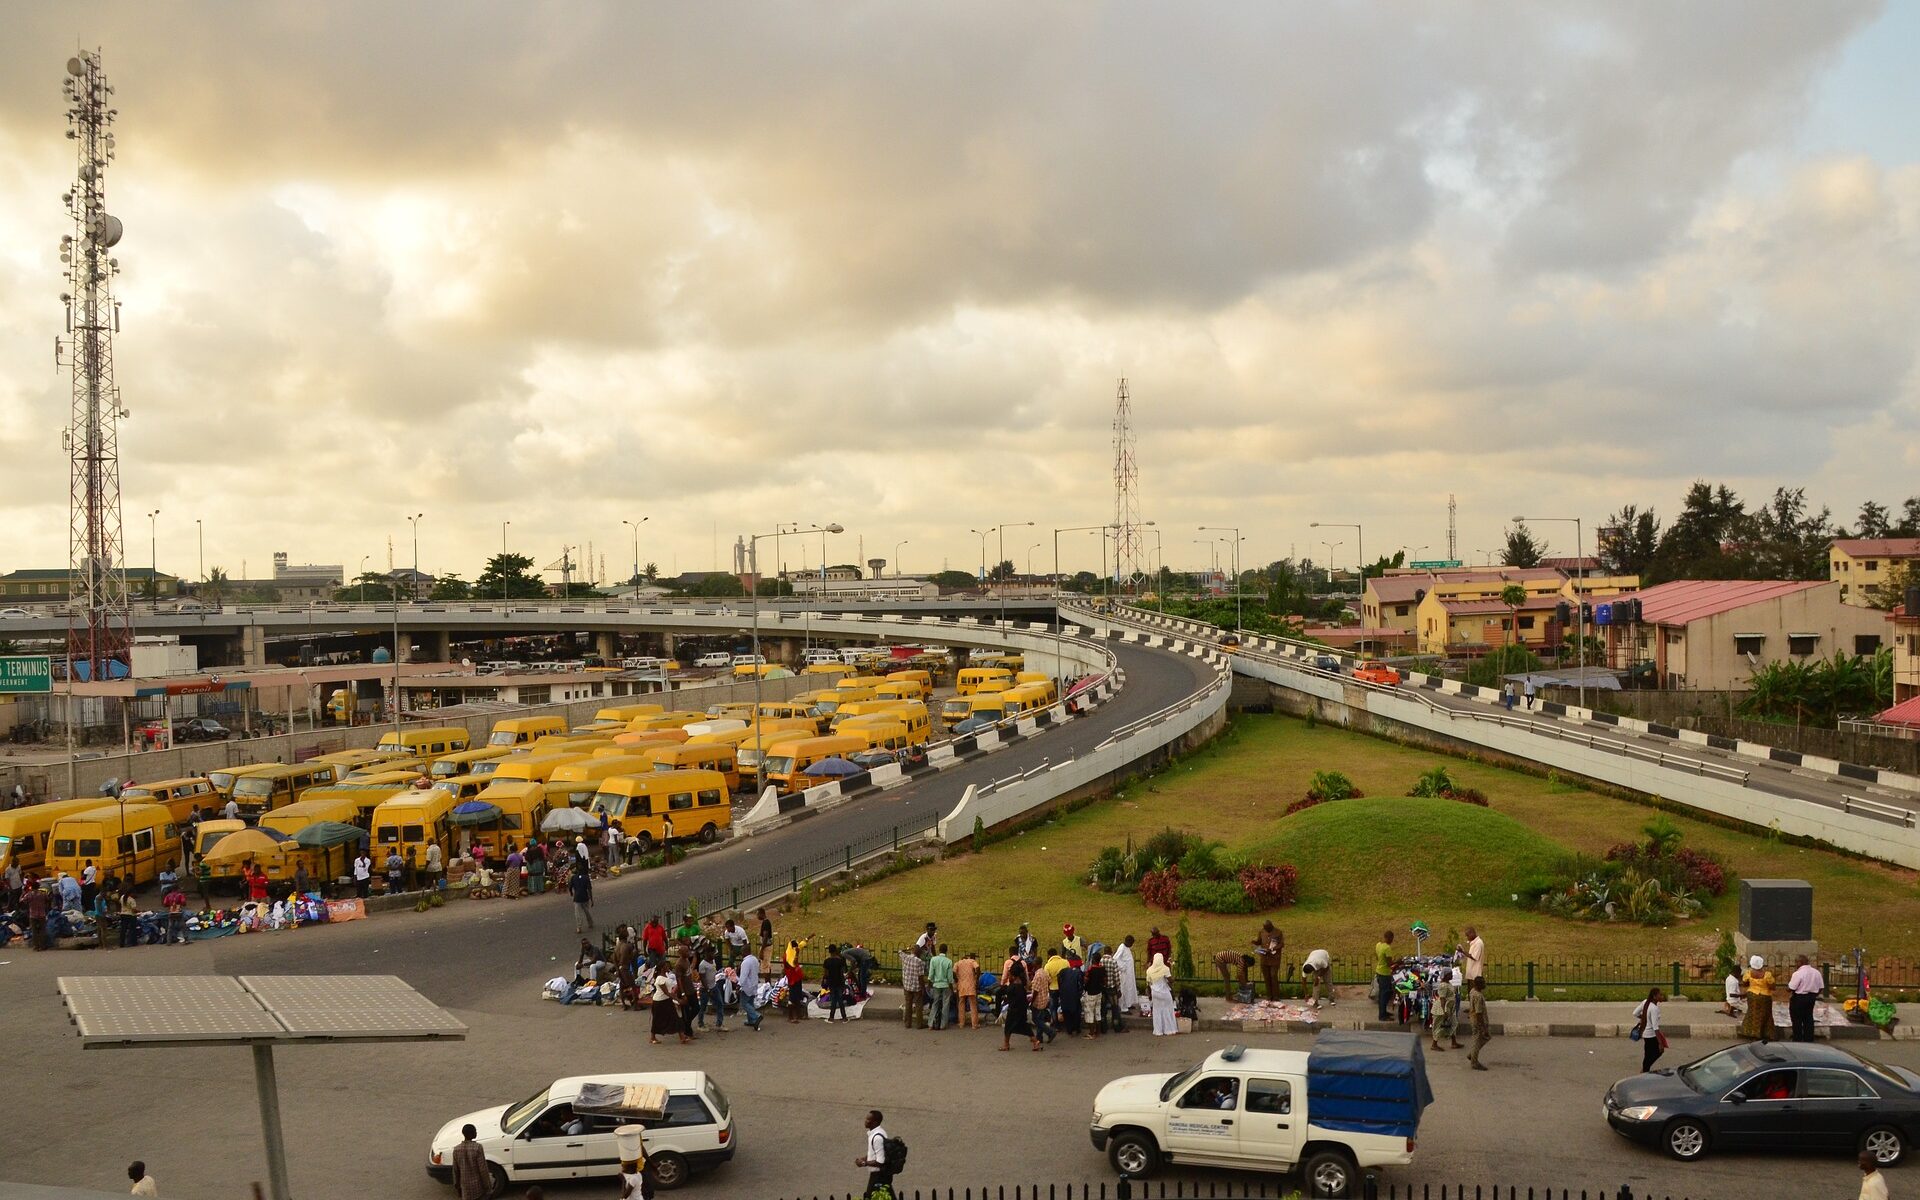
[[1408, 559, 1463, 569], [0, 655, 53, 695]]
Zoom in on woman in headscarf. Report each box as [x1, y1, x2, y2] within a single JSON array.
[[1147, 952, 1178, 1036], [1741, 955, 1776, 1042], [999, 954, 1041, 1052]]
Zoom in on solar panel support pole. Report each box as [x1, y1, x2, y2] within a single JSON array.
[[252, 1042, 294, 1200]]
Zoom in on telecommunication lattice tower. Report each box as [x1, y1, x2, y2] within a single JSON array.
[[1111, 378, 1144, 593], [56, 49, 132, 681]]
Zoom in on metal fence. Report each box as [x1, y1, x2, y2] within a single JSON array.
[[775, 1181, 1695, 1200], [690, 947, 1911, 1002]]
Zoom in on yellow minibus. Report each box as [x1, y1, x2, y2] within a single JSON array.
[[763, 735, 865, 794], [230, 763, 342, 820], [47, 803, 181, 886], [369, 791, 457, 872], [735, 729, 815, 788], [119, 777, 219, 824], [430, 746, 511, 780], [0, 799, 118, 875], [645, 743, 740, 791], [956, 667, 1014, 696], [1015, 672, 1059, 704], [487, 715, 567, 747], [547, 755, 655, 810], [464, 780, 551, 859], [587, 769, 731, 849], [376, 725, 472, 763]]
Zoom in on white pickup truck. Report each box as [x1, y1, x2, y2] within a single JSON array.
[[1089, 1033, 1432, 1197]]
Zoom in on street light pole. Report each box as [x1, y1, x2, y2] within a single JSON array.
[[1319, 541, 1342, 589], [195, 518, 203, 583], [500, 521, 511, 603], [1310, 521, 1363, 598], [994, 521, 1035, 623], [1199, 525, 1243, 632], [751, 522, 842, 731], [1053, 524, 1105, 634], [146, 509, 159, 603], [623, 517, 648, 595], [967, 529, 987, 584], [1515, 515, 1586, 708], [894, 541, 909, 578], [407, 513, 424, 600]]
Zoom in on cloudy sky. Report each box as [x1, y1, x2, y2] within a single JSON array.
[[3, 2, 1918, 586]]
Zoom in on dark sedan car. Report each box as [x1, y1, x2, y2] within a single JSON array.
[[1605, 1041, 1920, 1165]]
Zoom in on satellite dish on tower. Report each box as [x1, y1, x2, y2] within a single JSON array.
[[67, 57, 85, 77]]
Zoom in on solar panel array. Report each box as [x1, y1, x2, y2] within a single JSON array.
[[58, 975, 467, 1047]]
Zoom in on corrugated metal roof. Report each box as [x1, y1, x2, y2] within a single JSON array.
[[1437, 596, 1561, 615], [1876, 695, 1920, 728], [1616, 579, 1825, 625], [1369, 567, 1565, 603], [1832, 538, 1920, 558]]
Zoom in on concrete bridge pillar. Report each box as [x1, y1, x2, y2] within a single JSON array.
[[595, 631, 618, 662], [425, 630, 451, 662], [396, 633, 415, 662], [240, 626, 268, 668]]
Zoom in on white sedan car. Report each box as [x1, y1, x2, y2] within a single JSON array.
[[0, 608, 31, 619], [427, 1071, 735, 1194]]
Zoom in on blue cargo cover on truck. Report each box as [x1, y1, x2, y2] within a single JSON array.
[[1305, 1030, 1434, 1138]]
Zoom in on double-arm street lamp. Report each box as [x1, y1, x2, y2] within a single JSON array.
[[622, 517, 648, 594], [1310, 521, 1363, 596], [750, 523, 843, 721], [994, 521, 1034, 623], [1198, 525, 1243, 632]]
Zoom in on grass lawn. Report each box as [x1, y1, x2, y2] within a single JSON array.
[[797, 714, 1920, 985]]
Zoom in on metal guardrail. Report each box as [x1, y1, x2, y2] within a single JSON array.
[[1118, 604, 1757, 784], [1841, 793, 1918, 827]]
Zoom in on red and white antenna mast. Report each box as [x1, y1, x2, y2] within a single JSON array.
[[1111, 378, 1144, 594]]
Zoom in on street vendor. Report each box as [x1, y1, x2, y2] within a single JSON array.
[[1252, 920, 1285, 1001]]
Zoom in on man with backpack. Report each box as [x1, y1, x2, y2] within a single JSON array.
[[855, 1109, 905, 1198]]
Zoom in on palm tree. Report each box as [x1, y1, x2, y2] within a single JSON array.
[[204, 567, 229, 604], [642, 562, 659, 582], [1499, 583, 1527, 648]]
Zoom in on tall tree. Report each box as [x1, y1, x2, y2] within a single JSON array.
[[987, 559, 1016, 582], [1856, 500, 1892, 539], [1363, 550, 1406, 580], [930, 570, 980, 591], [428, 574, 471, 601], [1598, 505, 1661, 576], [1650, 481, 1747, 581], [1872, 559, 1920, 611], [1501, 525, 1548, 568], [473, 553, 548, 600], [1898, 497, 1920, 537], [1747, 487, 1832, 580], [334, 573, 399, 602]]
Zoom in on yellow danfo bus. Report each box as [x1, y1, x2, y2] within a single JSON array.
[[588, 770, 732, 850]]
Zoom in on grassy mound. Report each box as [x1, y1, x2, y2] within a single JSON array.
[[1238, 795, 1570, 913]]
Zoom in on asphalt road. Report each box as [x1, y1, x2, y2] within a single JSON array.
[[5, 924, 1911, 1200]]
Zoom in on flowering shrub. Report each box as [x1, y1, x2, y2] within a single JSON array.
[[1137, 866, 1184, 910], [1237, 864, 1299, 908]]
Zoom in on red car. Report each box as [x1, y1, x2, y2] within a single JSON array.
[[1353, 661, 1400, 686]]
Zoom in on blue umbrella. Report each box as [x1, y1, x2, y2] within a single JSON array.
[[804, 757, 862, 778], [448, 801, 504, 828]]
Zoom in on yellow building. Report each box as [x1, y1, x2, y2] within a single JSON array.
[[1415, 591, 1569, 655], [1829, 538, 1920, 607], [1365, 567, 1569, 633]]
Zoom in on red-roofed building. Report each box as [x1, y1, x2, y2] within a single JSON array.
[[1602, 579, 1888, 689], [1415, 591, 1569, 655], [1890, 603, 1920, 708], [1364, 566, 1638, 639], [1829, 538, 1920, 607]]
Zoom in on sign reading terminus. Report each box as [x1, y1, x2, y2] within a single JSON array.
[[0, 656, 53, 695]]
